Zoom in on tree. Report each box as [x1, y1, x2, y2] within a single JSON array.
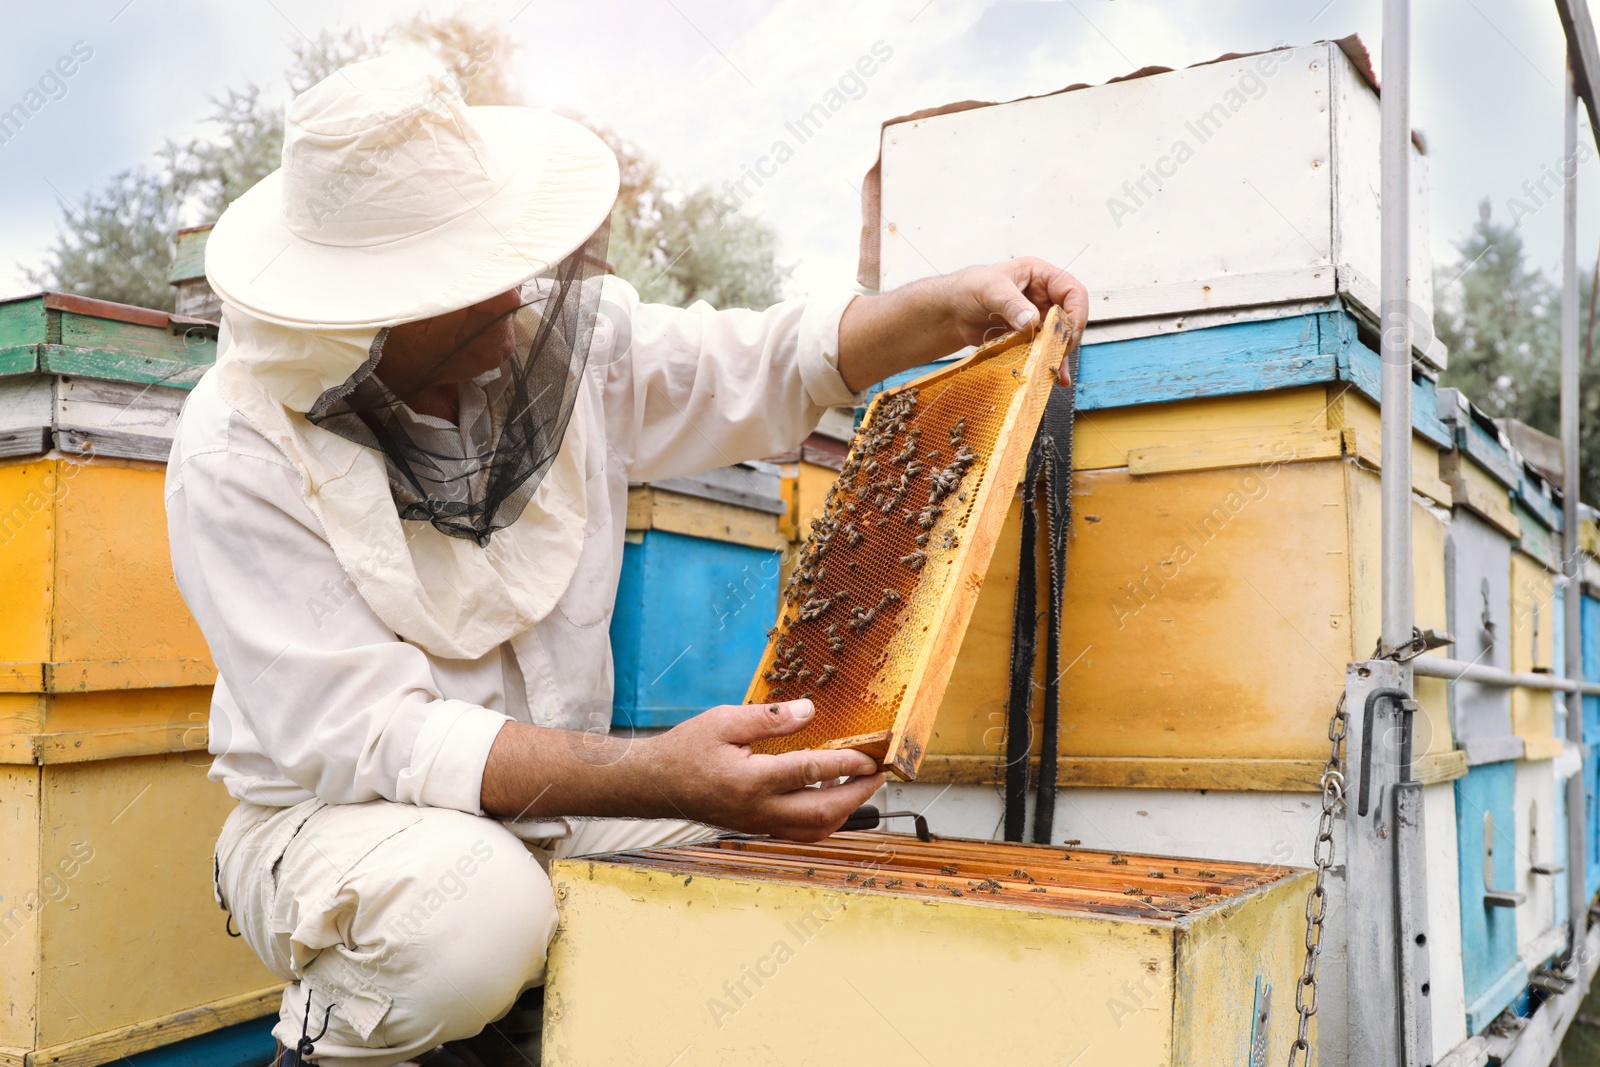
[[1435, 198, 1600, 501], [27, 14, 789, 313]]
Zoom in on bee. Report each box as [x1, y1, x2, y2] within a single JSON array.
[[845, 560, 859, 570], [939, 529, 960, 550], [1109, 855, 1128, 866], [818, 665, 838, 686], [881, 589, 901, 602], [1189, 891, 1207, 901], [1148, 871, 1165, 879], [799, 597, 832, 621], [1196, 869, 1216, 878], [915, 532, 930, 546], [949, 416, 966, 443], [899, 550, 928, 571], [939, 864, 958, 875], [884, 878, 902, 889], [1123, 886, 1142, 896]]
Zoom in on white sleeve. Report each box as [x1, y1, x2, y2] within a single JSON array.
[[166, 430, 507, 813], [598, 276, 861, 482]]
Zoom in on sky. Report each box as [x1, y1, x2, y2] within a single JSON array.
[[0, 0, 1593, 306]]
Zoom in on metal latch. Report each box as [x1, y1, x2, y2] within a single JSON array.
[[1378, 627, 1455, 663], [840, 805, 933, 842], [1482, 811, 1526, 908]]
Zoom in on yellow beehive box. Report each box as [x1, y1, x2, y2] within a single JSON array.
[[545, 833, 1312, 1066], [0, 455, 215, 764], [904, 381, 1460, 792], [1510, 551, 1562, 759], [0, 754, 280, 1066]]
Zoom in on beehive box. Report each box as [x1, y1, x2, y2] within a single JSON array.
[[871, 39, 1442, 367], [0, 293, 216, 462], [745, 311, 1071, 777], [0, 754, 280, 1066], [1454, 760, 1527, 1034], [545, 833, 1313, 1065], [0, 292, 278, 1066], [1437, 391, 1521, 761], [1508, 463, 1565, 761], [613, 464, 788, 728]]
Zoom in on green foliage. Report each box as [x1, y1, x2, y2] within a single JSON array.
[[1435, 199, 1600, 501], [28, 14, 790, 314], [29, 167, 180, 311]]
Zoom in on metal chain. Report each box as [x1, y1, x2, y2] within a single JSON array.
[[1288, 693, 1348, 1067]]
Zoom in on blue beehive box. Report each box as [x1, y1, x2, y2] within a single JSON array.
[[1455, 760, 1527, 1034], [1585, 592, 1600, 899], [611, 463, 787, 728]]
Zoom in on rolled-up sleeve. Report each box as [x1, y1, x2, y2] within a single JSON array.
[[599, 277, 860, 482], [166, 436, 508, 813]]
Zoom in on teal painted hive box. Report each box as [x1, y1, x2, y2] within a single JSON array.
[[611, 463, 787, 729]]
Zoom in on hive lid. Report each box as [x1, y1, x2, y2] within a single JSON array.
[[745, 307, 1074, 778], [604, 832, 1299, 922]]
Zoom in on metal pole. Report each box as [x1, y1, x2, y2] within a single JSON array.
[[1562, 60, 1589, 952], [1379, 4, 1431, 1063], [1380, 0, 1414, 655]]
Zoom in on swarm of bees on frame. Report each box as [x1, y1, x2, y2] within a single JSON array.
[[760, 390, 984, 705]]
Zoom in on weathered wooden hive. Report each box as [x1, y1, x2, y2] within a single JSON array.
[[0, 291, 279, 1066], [545, 833, 1312, 1065]]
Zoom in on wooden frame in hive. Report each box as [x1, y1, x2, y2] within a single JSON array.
[[745, 307, 1073, 779]]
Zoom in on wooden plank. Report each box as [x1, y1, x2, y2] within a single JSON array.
[[1440, 450, 1522, 539], [1332, 324, 1453, 448], [624, 487, 787, 551], [24, 986, 283, 1067], [1415, 749, 1469, 785], [0, 346, 40, 378], [38, 346, 209, 391], [915, 754, 1324, 791], [1126, 428, 1343, 477], [0, 297, 46, 349], [1075, 386, 1331, 471], [1342, 428, 1454, 509], [1513, 468, 1563, 536], [1554, 0, 1600, 147], [0, 658, 216, 694], [0, 721, 202, 765], [1077, 314, 1336, 412]]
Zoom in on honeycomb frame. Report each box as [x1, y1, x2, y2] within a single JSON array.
[[746, 307, 1073, 779]]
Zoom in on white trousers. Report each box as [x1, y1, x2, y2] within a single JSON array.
[[213, 799, 708, 1067]]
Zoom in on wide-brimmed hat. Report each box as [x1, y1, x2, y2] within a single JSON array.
[[205, 49, 619, 330]]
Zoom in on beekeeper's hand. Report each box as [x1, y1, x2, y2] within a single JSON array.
[[837, 255, 1089, 390], [645, 699, 884, 841], [479, 699, 883, 841]]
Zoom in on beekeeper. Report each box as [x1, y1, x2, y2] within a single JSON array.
[[167, 49, 1087, 1067]]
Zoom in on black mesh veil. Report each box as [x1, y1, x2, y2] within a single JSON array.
[[307, 223, 611, 547]]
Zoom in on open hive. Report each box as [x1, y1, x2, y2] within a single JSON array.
[[545, 832, 1312, 1065], [593, 832, 1285, 919], [746, 307, 1073, 778]]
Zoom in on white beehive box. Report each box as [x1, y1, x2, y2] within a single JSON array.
[[875, 39, 1442, 366]]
